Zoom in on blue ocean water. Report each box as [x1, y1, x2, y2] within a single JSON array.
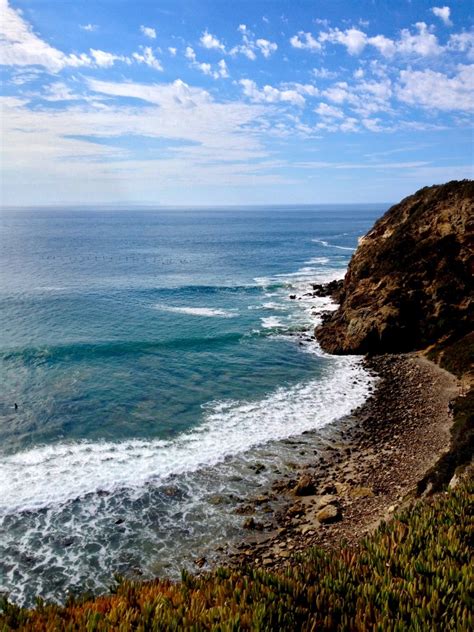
[[0, 205, 384, 605]]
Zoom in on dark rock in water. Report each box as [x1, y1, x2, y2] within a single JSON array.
[[194, 557, 206, 568], [320, 311, 334, 325], [161, 485, 184, 499], [243, 517, 264, 530], [289, 294, 297, 300], [293, 474, 316, 496], [234, 504, 255, 515], [249, 462, 266, 474], [207, 495, 229, 506], [311, 279, 344, 301], [316, 180, 474, 354]]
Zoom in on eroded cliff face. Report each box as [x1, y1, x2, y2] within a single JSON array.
[[316, 180, 474, 354]]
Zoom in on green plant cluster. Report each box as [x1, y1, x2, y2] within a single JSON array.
[[1, 475, 472, 631]]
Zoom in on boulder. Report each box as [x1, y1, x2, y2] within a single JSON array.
[[243, 517, 264, 531], [349, 486, 375, 499], [316, 504, 341, 523], [293, 474, 316, 496]]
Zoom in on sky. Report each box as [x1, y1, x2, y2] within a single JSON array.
[[0, 0, 473, 206]]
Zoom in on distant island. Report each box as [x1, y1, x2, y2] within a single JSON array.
[[2, 181, 472, 630]]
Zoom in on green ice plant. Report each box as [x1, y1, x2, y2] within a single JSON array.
[[1, 472, 471, 631]]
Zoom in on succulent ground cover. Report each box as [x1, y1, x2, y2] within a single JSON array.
[[2, 472, 472, 631]]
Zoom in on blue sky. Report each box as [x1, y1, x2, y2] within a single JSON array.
[[1, 0, 473, 206]]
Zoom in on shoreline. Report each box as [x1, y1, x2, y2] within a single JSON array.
[[217, 349, 459, 572]]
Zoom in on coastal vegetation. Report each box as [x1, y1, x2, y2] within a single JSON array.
[[1, 471, 472, 630]]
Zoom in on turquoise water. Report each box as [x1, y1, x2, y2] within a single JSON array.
[[0, 205, 384, 604]]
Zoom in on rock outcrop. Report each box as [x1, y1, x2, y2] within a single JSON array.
[[316, 180, 473, 354]]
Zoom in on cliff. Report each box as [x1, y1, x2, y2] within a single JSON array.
[[316, 180, 474, 355]]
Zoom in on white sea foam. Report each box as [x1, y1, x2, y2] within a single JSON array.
[[305, 257, 330, 265], [275, 266, 320, 278], [0, 355, 373, 515], [312, 239, 355, 252], [260, 316, 286, 329], [248, 302, 286, 311], [263, 302, 286, 310], [153, 305, 237, 318]]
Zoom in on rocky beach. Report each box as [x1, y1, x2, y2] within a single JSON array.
[[223, 332, 459, 572]]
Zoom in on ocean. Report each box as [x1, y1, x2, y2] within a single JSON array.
[[0, 204, 385, 605]]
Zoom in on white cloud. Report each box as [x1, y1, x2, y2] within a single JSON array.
[[361, 118, 383, 132], [87, 78, 213, 107], [230, 25, 275, 60], [196, 61, 228, 79], [196, 62, 212, 76], [217, 59, 229, 78], [185, 45, 228, 79], [0, 0, 91, 71], [240, 79, 305, 106], [3, 78, 267, 167], [397, 65, 474, 112], [80, 24, 97, 32], [319, 27, 367, 55], [323, 77, 392, 117], [367, 34, 396, 57], [339, 117, 359, 132], [359, 79, 392, 102], [431, 6, 452, 27], [314, 114, 359, 133], [397, 22, 442, 56], [448, 31, 474, 59], [313, 22, 442, 59], [0, 0, 161, 72], [353, 68, 364, 79], [282, 82, 319, 97], [9, 68, 43, 84], [168, 46, 177, 56], [200, 30, 225, 51], [256, 38, 277, 58], [315, 102, 344, 118], [140, 25, 156, 39], [185, 46, 196, 61], [231, 43, 256, 60], [315, 18, 330, 28], [90, 49, 127, 68], [230, 25, 256, 60], [289, 31, 321, 51], [323, 82, 351, 104], [42, 82, 81, 101], [312, 67, 337, 79], [132, 46, 163, 71], [1, 86, 285, 204]]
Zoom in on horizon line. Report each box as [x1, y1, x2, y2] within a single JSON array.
[[1, 201, 393, 211]]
